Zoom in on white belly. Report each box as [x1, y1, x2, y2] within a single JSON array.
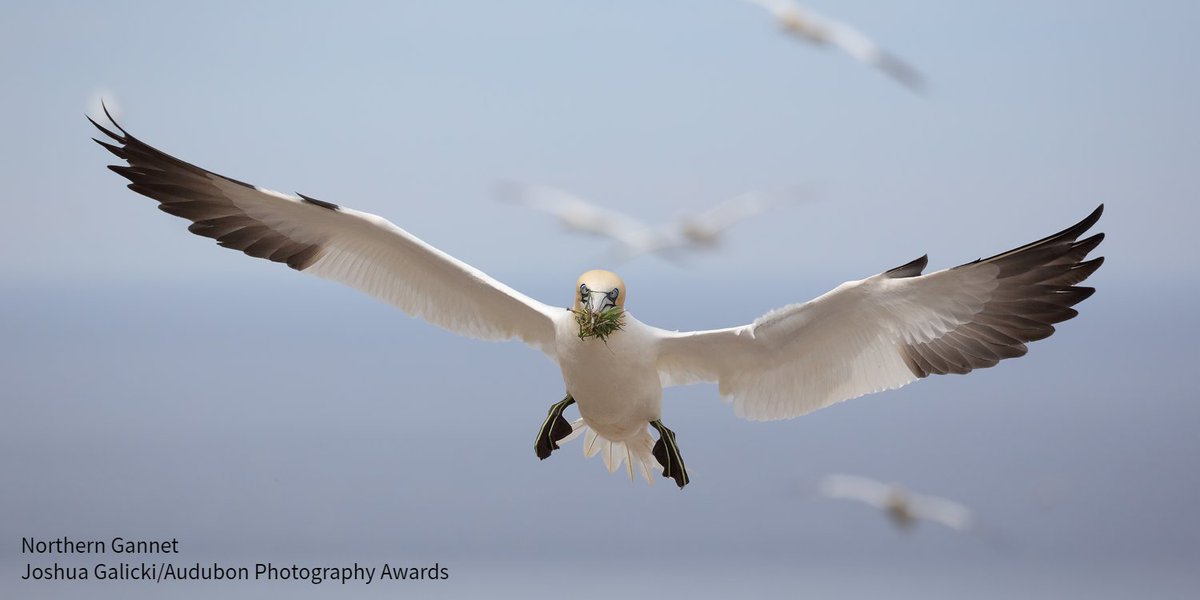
[[554, 313, 663, 443]]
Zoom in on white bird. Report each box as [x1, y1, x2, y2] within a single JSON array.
[[676, 191, 790, 247], [740, 0, 925, 91], [819, 474, 976, 532], [498, 182, 801, 263], [496, 182, 668, 258], [91, 107, 1104, 489]]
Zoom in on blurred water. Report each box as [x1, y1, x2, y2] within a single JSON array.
[[2, 276, 1196, 598]]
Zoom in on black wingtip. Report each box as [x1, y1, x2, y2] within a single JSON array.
[[100, 99, 130, 137], [91, 137, 126, 158], [86, 114, 124, 143], [1077, 204, 1104, 233], [884, 254, 929, 279], [298, 193, 340, 211], [1049, 205, 1104, 243], [958, 205, 1106, 270]]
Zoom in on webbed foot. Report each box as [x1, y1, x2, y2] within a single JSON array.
[[650, 420, 690, 489], [534, 395, 576, 460]]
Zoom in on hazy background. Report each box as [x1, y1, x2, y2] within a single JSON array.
[[2, 1, 1197, 598]]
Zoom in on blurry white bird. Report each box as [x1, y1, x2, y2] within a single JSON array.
[[819, 474, 975, 532], [92, 107, 1103, 490], [498, 182, 803, 262], [675, 191, 787, 248], [740, 0, 924, 91], [496, 181, 668, 258]]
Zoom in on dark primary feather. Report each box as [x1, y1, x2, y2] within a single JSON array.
[[884, 254, 928, 278], [89, 106, 327, 270], [899, 205, 1105, 378]]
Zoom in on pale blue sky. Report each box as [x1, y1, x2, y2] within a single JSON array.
[[2, 1, 1198, 598]]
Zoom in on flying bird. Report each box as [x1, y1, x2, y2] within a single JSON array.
[[90, 107, 1103, 489], [819, 474, 976, 533], [496, 182, 667, 258], [498, 182, 801, 262], [740, 0, 925, 91]]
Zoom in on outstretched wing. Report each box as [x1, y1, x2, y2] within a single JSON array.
[[817, 474, 894, 508], [824, 20, 925, 91], [655, 206, 1104, 421], [496, 181, 653, 244], [91, 110, 559, 355], [908, 493, 975, 531], [681, 188, 809, 237], [682, 192, 772, 235]]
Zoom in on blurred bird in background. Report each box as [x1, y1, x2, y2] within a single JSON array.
[[818, 474, 977, 533], [739, 0, 925, 91], [497, 181, 810, 263]]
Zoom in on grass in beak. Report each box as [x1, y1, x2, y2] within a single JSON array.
[[573, 307, 625, 342]]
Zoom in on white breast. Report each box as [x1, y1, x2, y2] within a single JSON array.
[[553, 312, 664, 442]]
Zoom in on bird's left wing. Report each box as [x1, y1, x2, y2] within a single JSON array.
[[817, 474, 894, 507], [655, 206, 1104, 421], [496, 181, 652, 244], [91, 112, 560, 355]]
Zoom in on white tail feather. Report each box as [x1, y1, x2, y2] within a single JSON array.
[[564, 419, 659, 484], [582, 427, 601, 457]]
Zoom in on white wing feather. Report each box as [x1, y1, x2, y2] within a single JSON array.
[[656, 267, 992, 420], [93, 115, 559, 355], [818, 474, 894, 508], [823, 21, 925, 90], [655, 208, 1104, 421], [907, 493, 976, 531], [680, 192, 772, 236]]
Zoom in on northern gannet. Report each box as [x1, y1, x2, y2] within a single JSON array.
[[90, 108, 1103, 489], [498, 181, 801, 262], [819, 474, 977, 533], [740, 0, 925, 91]]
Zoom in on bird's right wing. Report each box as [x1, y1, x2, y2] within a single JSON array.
[[683, 192, 771, 233], [908, 493, 975, 531], [655, 206, 1104, 421], [824, 20, 925, 91], [683, 189, 810, 236], [92, 111, 561, 356]]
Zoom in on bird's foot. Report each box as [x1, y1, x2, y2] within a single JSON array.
[[534, 394, 576, 460], [650, 420, 690, 489]]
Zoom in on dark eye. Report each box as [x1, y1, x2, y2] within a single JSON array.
[[607, 288, 619, 300]]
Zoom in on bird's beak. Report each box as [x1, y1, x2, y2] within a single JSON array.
[[583, 292, 612, 315], [573, 288, 625, 341]]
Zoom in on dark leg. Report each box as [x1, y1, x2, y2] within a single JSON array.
[[534, 394, 576, 460], [650, 420, 690, 489]]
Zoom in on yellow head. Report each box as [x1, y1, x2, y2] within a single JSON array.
[[573, 269, 626, 313]]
